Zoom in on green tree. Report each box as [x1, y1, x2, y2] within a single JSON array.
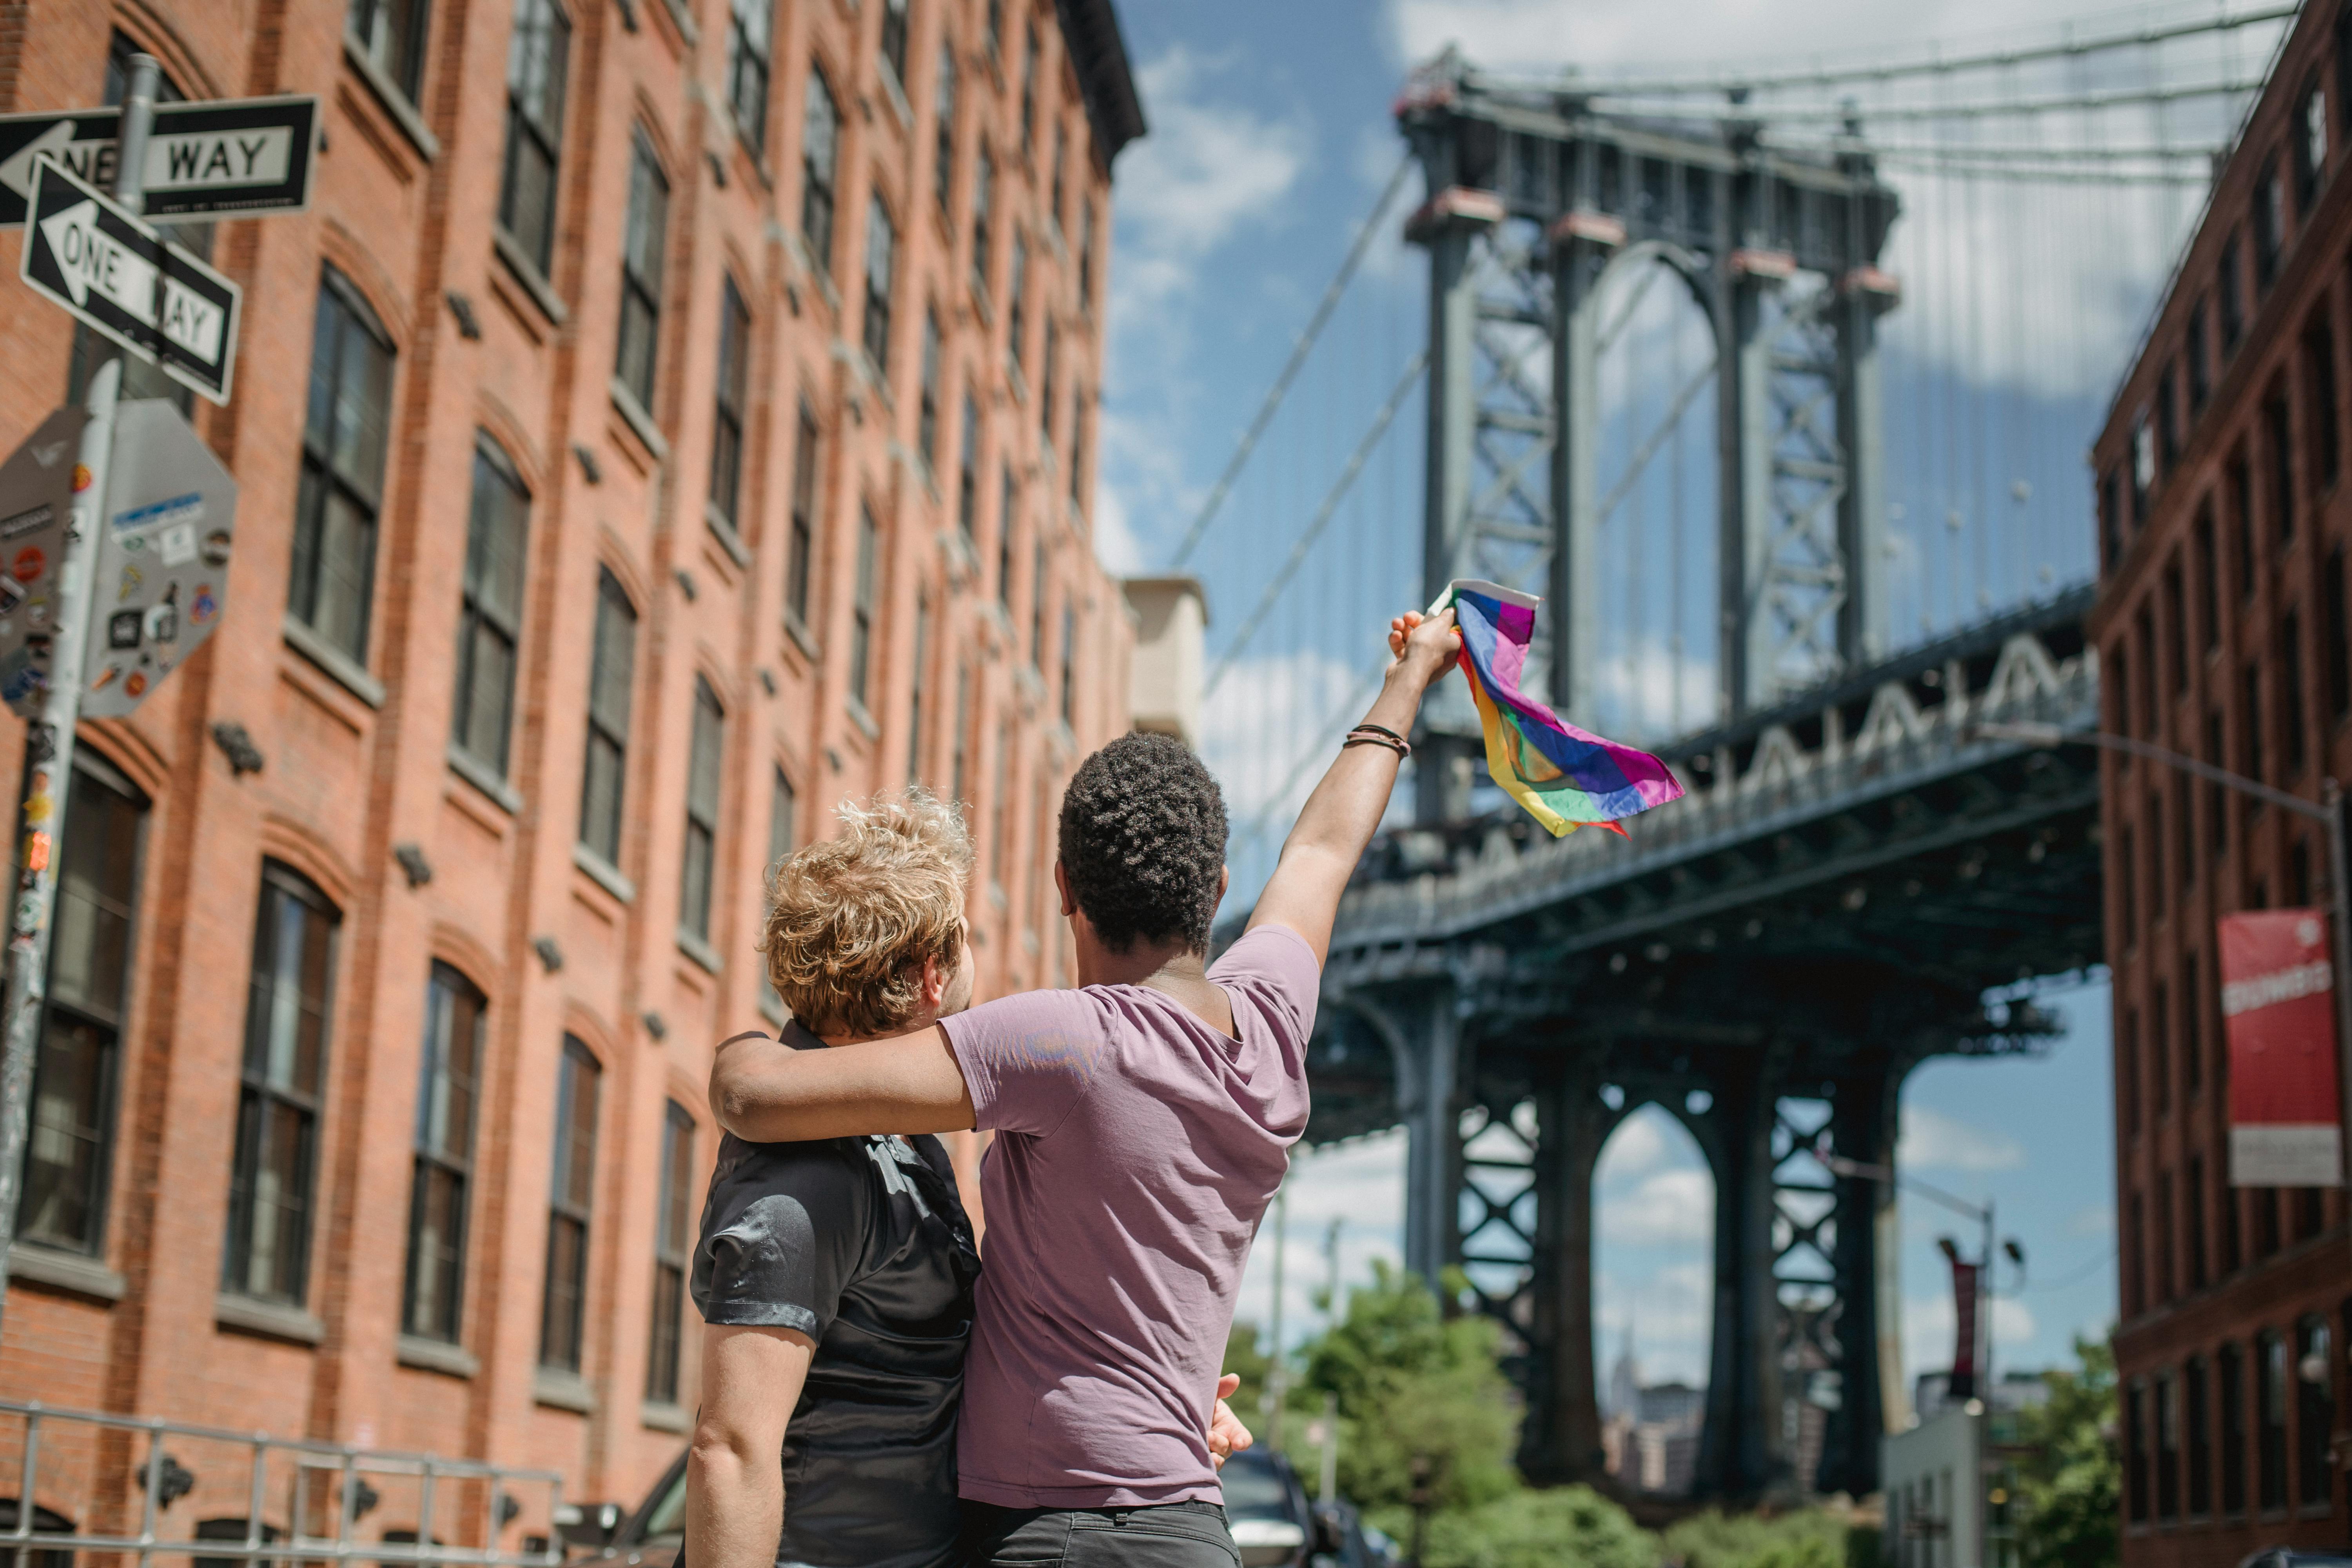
[[1660, 1508, 1849, 1568], [1225, 1319, 1273, 1426], [1404, 1486, 1657, 1568], [1292, 1262, 1518, 1513], [2011, 1336, 2120, 1568]]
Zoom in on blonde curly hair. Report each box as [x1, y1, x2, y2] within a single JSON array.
[[760, 787, 973, 1036]]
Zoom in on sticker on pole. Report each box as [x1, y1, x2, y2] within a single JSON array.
[[2220, 908, 2345, 1187], [0, 96, 318, 228], [18, 156, 241, 404], [76, 400, 234, 718], [0, 406, 92, 718]]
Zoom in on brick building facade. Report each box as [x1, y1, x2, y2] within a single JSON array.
[[0, 0, 1142, 1528], [2092, 2, 2352, 1560]]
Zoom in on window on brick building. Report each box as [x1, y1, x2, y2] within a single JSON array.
[[497, 0, 570, 277], [880, 0, 910, 93], [2158, 367, 2180, 472], [2120, 824, 2139, 948], [2100, 468, 2121, 570], [998, 469, 1017, 610], [2330, 546, 2352, 719], [2260, 1328, 2290, 1511], [681, 677, 725, 943], [802, 68, 839, 268], [2221, 1179, 2242, 1273], [452, 437, 531, 779], [1008, 236, 1029, 374], [2221, 232, 2246, 352], [1031, 541, 1047, 670], [1049, 130, 1066, 234], [2258, 1185, 2281, 1255], [2187, 1154, 2209, 1290], [2256, 154, 2285, 291], [224, 864, 339, 1307], [1069, 386, 1087, 509], [580, 568, 636, 869], [349, 0, 430, 101], [2132, 414, 2155, 520], [787, 401, 820, 628], [761, 767, 796, 1018], [2282, 606, 2309, 774], [990, 719, 1013, 896], [2293, 836, 2314, 912], [2165, 558, 2188, 699], [2189, 1354, 2214, 1515], [2209, 711, 2230, 855], [646, 1100, 695, 1405], [2157, 1367, 2181, 1521], [1040, 317, 1058, 440], [1014, 23, 1037, 144], [2107, 639, 2129, 738], [404, 964, 485, 1344], [725, 0, 772, 149], [2232, 448, 2256, 598], [2300, 78, 2330, 210], [1078, 199, 1096, 310], [909, 591, 930, 787], [539, 1035, 599, 1373], [850, 508, 880, 711], [2185, 949, 2205, 1095], [951, 666, 971, 806], [920, 311, 943, 470], [971, 147, 994, 294], [2196, 505, 2220, 654], [18, 760, 144, 1258], [615, 131, 670, 414], [2189, 299, 2212, 412], [291, 269, 396, 667], [2309, 310, 2343, 494], [710, 277, 751, 533], [934, 43, 958, 217], [2222, 1342, 2250, 1514], [959, 395, 980, 539], [2127, 1377, 2151, 1522], [2305, 1329, 2339, 1504], [2152, 977, 2171, 1115], [1029, 776, 1051, 935], [864, 196, 897, 373], [2244, 662, 2265, 784], [1060, 604, 1076, 728], [985, 0, 1002, 56], [2136, 604, 2158, 736], [2122, 1005, 2142, 1135]]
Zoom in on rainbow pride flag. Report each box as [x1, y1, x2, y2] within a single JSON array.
[[1435, 579, 1684, 838]]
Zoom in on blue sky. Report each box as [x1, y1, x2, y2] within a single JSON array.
[[1102, 0, 2287, 1412]]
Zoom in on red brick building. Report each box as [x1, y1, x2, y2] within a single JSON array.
[[0, 0, 1142, 1527], [2092, 1, 2352, 1559]]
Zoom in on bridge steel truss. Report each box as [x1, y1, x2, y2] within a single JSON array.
[[1401, 59, 1901, 768], [1308, 593, 2105, 1501]]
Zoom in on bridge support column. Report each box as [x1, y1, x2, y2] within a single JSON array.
[[1400, 987, 1465, 1287], [1697, 1059, 1791, 1500], [1548, 234, 1607, 720], [1715, 270, 1776, 719], [1815, 1067, 1904, 1497], [1836, 273, 1892, 668], [1519, 1062, 1610, 1485]]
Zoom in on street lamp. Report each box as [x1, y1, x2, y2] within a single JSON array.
[[1966, 720, 2352, 1195]]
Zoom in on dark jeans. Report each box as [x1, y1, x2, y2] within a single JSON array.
[[956, 1501, 1240, 1568]]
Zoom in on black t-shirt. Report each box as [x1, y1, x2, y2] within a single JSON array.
[[692, 1024, 981, 1568]]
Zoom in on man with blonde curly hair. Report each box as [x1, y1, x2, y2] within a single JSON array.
[[685, 789, 1248, 1568], [709, 610, 1463, 1568]]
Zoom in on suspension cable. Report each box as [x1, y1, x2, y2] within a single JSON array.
[[1202, 351, 1430, 695], [1168, 156, 1417, 568]]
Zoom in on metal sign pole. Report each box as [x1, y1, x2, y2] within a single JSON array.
[[0, 53, 155, 1338]]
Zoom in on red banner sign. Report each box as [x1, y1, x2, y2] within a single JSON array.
[[1947, 1258, 1980, 1401], [2219, 909, 2344, 1188]]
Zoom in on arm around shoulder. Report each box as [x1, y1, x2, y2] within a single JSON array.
[[710, 1025, 978, 1143]]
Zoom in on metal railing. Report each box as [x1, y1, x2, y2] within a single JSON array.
[[0, 1400, 564, 1568]]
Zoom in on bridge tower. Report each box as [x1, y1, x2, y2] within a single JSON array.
[[1392, 54, 1915, 1500]]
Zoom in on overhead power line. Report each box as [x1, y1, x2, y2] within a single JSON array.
[[1167, 156, 1418, 570], [1470, 4, 2294, 98]]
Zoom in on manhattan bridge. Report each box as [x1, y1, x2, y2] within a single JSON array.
[[1173, 1, 2295, 1503]]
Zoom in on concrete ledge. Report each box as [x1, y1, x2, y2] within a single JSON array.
[[534, 1368, 595, 1413], [610, 378, 671, 463], [397, 1334, 478, 1379], [573, 842, 636, 904], [677, 927, 725, 976], [8, 1243, 124, 1302], [493, 227, 569, 325], [341, 32, 439, 161], [641, 1400, 690, 1434], [705, 504, 753, 569], [284, 615, 386, 708], [447, 744, 524, 816], [217, 1292, 324, 1346]]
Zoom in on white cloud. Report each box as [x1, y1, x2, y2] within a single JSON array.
[[1899, 1105, 2027, 1173], [1603, 1168, 1715, 1245], [1112, 49, 1312, 316], [1200, 647, 1377, 837], [1091, 474, 1147, 576]]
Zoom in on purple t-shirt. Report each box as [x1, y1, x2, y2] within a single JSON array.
[[939, 923, 1317, 1508]]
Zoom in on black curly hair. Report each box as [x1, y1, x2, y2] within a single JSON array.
[[1058, 731, 1229, 954]]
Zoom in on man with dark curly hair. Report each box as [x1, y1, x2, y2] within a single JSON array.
[[710, 608, 1462, 1568]]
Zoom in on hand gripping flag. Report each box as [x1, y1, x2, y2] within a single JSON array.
[[1434, 579, 1684, 837]]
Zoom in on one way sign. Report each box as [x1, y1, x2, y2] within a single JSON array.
[[20, 157, 241, 403], [0, 96, 317, 227]]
